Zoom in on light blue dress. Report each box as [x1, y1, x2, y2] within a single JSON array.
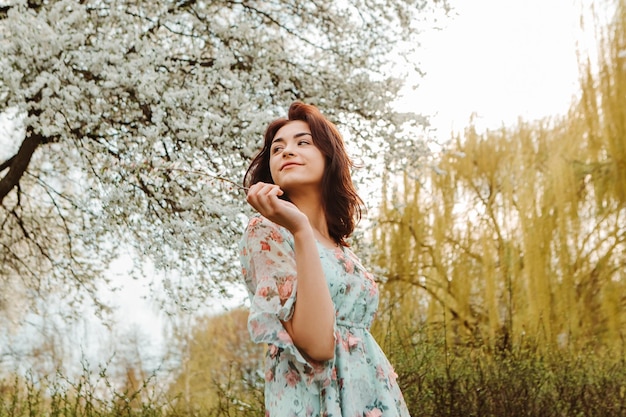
[[240, 215, 411, 416]]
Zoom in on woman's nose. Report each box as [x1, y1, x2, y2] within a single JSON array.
[[282, 144, 296, 156]]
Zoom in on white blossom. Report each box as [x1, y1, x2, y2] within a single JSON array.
[[0, 0, 439, 319]]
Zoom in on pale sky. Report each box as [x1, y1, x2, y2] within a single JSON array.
[[399, 0, 585, 137]]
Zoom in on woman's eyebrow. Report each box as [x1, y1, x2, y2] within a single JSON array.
[[272, 132, 312, 143]]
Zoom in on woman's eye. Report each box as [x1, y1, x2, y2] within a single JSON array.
[[298, 140, 310, 145], [272, 146, 283, 154]]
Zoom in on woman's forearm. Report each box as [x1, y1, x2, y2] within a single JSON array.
[[284, 225, 336, 362]]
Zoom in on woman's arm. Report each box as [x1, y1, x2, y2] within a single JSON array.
[[246, 183, 335, 362], [284, 225, 335, 361]]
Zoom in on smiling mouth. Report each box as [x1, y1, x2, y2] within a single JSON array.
[[281, 163, 300, 171]]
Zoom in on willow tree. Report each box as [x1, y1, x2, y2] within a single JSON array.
[[0, 0, 443, 324], [374, 1, 626, 353]]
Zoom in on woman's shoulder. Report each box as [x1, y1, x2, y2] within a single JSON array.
[[243, 215, 293, 244], [245, 214, 284, 232]]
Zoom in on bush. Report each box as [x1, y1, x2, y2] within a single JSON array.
[[386, 331, 626, 417]]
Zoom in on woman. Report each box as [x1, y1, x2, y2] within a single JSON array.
[[240, 102, 410, 416]]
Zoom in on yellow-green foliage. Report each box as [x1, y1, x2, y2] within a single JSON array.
[[374, 2, 626, 355], [167, 308, 265, 416]]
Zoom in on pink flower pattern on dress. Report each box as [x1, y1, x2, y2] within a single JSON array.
[[258, 286, 270, 298], [285, 368, 301, 387], [277, 275, 295, 301], [347, 334, 361, 349], [240, 215, 410, 416], [365, 408, 383, 417]]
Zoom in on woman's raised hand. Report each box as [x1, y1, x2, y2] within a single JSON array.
[[245, 182, 309, 234]]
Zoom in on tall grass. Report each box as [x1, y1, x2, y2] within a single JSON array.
[[0, 365, 169, 417], [2, 338, 625, 417]]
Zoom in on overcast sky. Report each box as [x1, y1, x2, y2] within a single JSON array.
[[400, 0, 587, 137]]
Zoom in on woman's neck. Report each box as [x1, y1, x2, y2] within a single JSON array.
[[289, 192, 331, 243]]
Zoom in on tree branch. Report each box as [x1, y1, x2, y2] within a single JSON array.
[[0, 155, 16, 173], [0, 133, 43, 204], [0, 0, 45, 19]]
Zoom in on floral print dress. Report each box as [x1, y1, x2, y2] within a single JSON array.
[[240, 215, 411, 417]]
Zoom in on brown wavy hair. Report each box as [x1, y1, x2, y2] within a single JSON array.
[[243, 101, 363, 246]]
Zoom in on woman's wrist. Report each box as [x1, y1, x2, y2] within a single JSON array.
[[291, 222, 315, 241]]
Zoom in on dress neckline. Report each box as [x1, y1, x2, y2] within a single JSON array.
[[315, 239, 342, 251]]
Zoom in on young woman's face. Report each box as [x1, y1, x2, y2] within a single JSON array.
[[269, 120, 325, 193]]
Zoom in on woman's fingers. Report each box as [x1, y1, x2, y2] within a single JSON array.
[[246, 182, 284, 215], [246, 182, 279, 198], [245, 182, 307, 232]]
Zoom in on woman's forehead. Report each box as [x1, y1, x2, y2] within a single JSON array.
[[273, 120, 311, 140]]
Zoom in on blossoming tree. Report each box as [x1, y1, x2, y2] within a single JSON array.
[[0, 0, 441, 319]]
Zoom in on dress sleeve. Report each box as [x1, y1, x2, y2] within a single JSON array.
[[239, 215, 335, 383], [240, 215, 298, 323]]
